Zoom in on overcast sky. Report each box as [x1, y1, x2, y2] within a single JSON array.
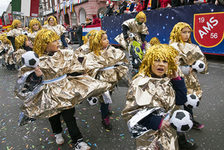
[[0, 0, 11, 16]]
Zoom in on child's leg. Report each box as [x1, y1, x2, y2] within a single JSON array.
[[60, 34, 68, 48], [100, 102, 112, 130], [177, 132, 197, 150], [48, 113, 63, 134], [184, 105, 204, 130], [61, 107, 83, 143]]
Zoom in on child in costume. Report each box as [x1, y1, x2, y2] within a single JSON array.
[[7, 19, 26, 50], [14, 34, 33, 68], [14, 29, 111, 149], [122, 44, 197, 150], [28, 18, 42, 42], [43, 16, 68, 48], [170, 22, 208, 130], [115, 11, 149, 76], [81, 30, 129, 130], [0, 34, 15, 70], [115, 11, 149, 50]]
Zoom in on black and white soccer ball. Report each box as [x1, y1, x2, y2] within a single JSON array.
[[87, 97, 98, 106], [185, 94, 200, 109], [21, 51, 39, 68], [192, 60, 205, 73], [170, 110, 193, 132]]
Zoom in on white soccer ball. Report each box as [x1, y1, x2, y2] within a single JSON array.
[[22, 51, 39, 68], [192, 60, 205, 73], [170, 110, 193, 132], [185, 94, 200, 109], [87, 97, 98, 106]]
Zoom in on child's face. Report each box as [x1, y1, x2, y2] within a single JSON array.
[[33, 23, 39, 31], [46, 40, 59, 53], [49, 18, 55, 26], [101, 34, 109, 49], [17, 23, 22, 28], [25, 39, 33, 48], [180, 27, 191, 42], [138, 17, 145, 23], [151, 59, 168, 77]]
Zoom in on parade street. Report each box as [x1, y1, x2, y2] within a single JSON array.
[[0, 44, 224, 150]]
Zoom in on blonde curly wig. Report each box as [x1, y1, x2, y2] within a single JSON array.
[[29, 18, 42, 33], [15, 35, 28, 50], [11, 19, 22, 29], [0, 34, 11, 45], [136, 44, 178, 78], [47, 16, 57, 26], [149, 37, 160, 46], [83, 30, 98, 44], [170, 22, 192, 44], [135, 11, 146, 23], [88, 30, 107, 56], [33, 29, 59, 56]]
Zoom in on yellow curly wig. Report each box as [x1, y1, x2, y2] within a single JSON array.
[[83, 30, 98, 44], [29, 18, 42, 33], [89, 30, 107, 56], [149, 37, 160, 46], [136, 44, 178, 78], [0, 34, 11, 45], [33, 29, 59, 56], [135, 11, 146, 23], [11, 19, 22, 29], [170, 22, 192, 44], [15, 35, 28, 50], [47, 16, 57, 26]]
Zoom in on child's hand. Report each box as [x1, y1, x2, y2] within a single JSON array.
[[160, 120, 170, 130], [35, 66, 43, 77]]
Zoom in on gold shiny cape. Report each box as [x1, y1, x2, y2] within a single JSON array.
[[15, 49, 111, 118], [122, 75, 178, 150], [1, 44, 15, 65], [74, 44, 90, 57], [7, 28, 24, 37], [13, 48, 26, 67], [43, 24, 66, 36], [82, 45, 129, 85], [170, 42, 208, 98], [115, 18, 149, 49], [28, 31, 38, 42]]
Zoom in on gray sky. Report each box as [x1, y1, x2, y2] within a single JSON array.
[[0, 0, 11, 16]]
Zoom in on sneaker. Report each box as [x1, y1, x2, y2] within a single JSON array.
[[55, 133, 64, 145], [192, 120, 204, 130], [75, 141, 91, 150], [102, 116, 112, 130], [179, 141, 198, 150]]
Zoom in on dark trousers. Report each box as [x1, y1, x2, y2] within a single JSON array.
[[184, 105, 194, 119], [77, 36, 83, 46], [100, 102, 109, 119], [48, 108, 82, 143], [60, 34, 68, 48]]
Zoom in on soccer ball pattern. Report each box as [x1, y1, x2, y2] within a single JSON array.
[[170, 110, 193, 132], [87, 97, 98, 106], [22, 51, 39, 68], [192, 60, 205, 73], [185, 94, 200, 109]]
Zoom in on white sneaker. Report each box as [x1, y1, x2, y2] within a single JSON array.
[[75, 141, 91, 150], [55, 133, 64, 145]]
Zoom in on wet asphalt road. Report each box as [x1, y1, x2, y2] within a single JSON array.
[[0, 44, 224, 150]]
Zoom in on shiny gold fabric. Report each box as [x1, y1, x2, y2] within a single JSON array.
[[122, 75, 179, 150], [82, 45, 128, 85], [115, 18, 149, 49], [43, 24, 66, 36], [28, 31, 38, 42], [7, 28, 24, 37], [74, 44, 90, 57], [1, 44, 15, 65], [16, 49, 111, 118], [170, 42, 208, 98], [13, 48, 26, 66]]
